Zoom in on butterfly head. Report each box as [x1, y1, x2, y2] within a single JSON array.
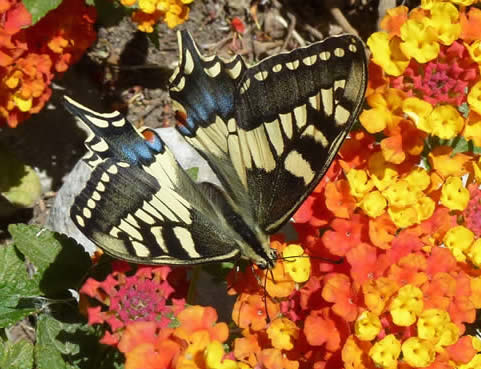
[[255, 247, 277, 270], [236, 227, 277, 270]]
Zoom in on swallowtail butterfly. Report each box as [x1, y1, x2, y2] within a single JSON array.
[[64, 31, 367, 269]]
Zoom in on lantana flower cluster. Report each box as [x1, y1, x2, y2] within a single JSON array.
[[119, 0, 194, 32], [80, 1, 481, 368], [0, 0, 96, 127], [80, 261, 188, 346]]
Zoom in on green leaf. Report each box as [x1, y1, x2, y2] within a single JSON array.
[[0, 243, 38, 293], [36, 315, 82, 369], [35, 314, 123, 369], [186, 167, 199, 181], [0, 338, 34, 369], [424, 135, 481, 156], [8, 224, 91, 296], [0, 286, 38, 328], [0, 244, 41, 327], [147, 24, 160, 49], [440, 136, 481, 155], [0, 146, 41, 211], [23, 0, 62, 25], [458, 102, 470, 118]]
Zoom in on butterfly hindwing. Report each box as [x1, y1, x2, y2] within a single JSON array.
[[65, 97, 241, 265], [170, 32, 367, 234]]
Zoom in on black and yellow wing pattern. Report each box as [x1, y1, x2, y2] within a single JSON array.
[[66, 30, 367, 269], [170, 32, 367, 234], [65, 98, 241, 265]]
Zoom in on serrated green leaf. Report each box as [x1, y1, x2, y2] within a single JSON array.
[[0, 245, 41, 327], [0, 147, 41, 210], [36, 315, 79, 369], [35, 314, 123, 369], [23, 0, 62, 25], [186, 167, 199, 181], [8, 224, 91, 296], [0, 282, 39, 328], [0, 304, 37, 329], [0, 243, 35, 290], [0, 339, 34, 369]]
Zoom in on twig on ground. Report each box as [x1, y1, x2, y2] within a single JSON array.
[[329, 7, 359, 35], [282, 12, 296, 50], [200, 35, 234, 53], [274, 14, 306, 47], [303, 24, 324, 41], [254, 40, 285, 56]]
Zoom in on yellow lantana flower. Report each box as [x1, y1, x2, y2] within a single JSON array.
[[466, 40, 481, 64], [414, 195, 435, 222], [13, 95, 33, 113], [444, 225, 474, 254], [204, 341, 238, 369], [429, 2, 461, 46], [426, 105, 464, 140], [402, 97, 433, 133], [417, 309, 450, 340], [440, 176, 470, 211], [468, 81, 481, 116], [282, 244, 310, 283], [404, 167, 430, 192], [139, 0, 157, 13], [383, 180, 417, 208], [463, 115, 481, 147], [368, 152, 399, 191], [266, 318, 299, 351], [402, 337, 436, 368], [390, 285, 424, 326], [367, 32, 410, 76], [388, 205, 418, 228], [346, 169, 374, 199], [355, 311, 381, 341], [400, 18, 440, 63], [360, 190, 387, 218], [369, 334, 401, 368]]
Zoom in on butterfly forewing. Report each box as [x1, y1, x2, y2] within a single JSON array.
[[170, 32, 367, 234], [235, 35, 367, 233], [65, 97, 241, 265]]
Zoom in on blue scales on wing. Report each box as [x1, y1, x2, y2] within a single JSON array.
[[65, 96, 241, 265]]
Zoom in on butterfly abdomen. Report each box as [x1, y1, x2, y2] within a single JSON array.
[[199, 182, 276, 269]]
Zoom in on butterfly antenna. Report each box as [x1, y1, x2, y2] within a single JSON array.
[[263, 270, 271, 324], [278, 254, 343, 264]]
